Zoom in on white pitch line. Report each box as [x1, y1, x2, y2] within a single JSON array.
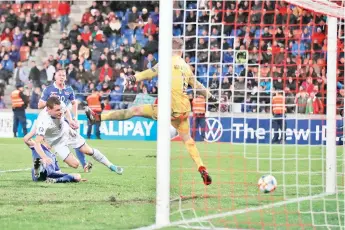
[[137, 192, 332, 230], [0, 168, 31, 173]]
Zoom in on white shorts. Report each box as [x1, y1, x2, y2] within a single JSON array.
[[53, 132, 85, 161]]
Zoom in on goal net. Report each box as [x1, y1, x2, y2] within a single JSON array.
[[151, 0, 345, 229]]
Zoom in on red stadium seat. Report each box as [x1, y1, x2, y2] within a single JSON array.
[[22, 3, 32, 10], [33, 3, 43, 10], [11, 3, 21, 10], [20, 46, 30, 62]]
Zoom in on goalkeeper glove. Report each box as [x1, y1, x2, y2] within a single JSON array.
[[126, 75, 137, 84], [208, 95, 219, 111]]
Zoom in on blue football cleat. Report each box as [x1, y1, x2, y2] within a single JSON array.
[[110, 165, 124, 175]]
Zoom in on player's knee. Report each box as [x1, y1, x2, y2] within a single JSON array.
[[70, 173, 81, 182], [131, 106, 142, 116], [71, 161, 80, 169], [179, 132, 193, 143]]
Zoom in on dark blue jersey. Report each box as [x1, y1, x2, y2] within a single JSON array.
[[40, 82, 75, 106]]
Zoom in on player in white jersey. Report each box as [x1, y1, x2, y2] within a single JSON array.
[[34, 96, 123, 175]]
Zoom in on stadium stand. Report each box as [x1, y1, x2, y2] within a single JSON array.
[[0, 0, 343, 116]]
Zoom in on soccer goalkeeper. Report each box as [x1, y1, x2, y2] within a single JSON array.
[[85, 38, 218, 185]]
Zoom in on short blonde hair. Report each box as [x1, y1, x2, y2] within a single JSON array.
[[172, 38, 184, 50]]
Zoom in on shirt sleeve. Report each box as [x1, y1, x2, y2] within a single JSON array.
[[35, 119, 47, 136], [68, 87, 76, 102], [135, 63, 159, 82], [40, 87, 50, 102]]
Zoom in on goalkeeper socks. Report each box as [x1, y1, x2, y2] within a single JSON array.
[[184, 138, 204, 169], [75, 149, 87, 168], [56, 174, 76, 183], [101, 110, 134, 121], [91, 148, 112, 168]]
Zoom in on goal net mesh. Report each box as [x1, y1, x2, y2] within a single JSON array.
[[167, 0, 345, 229]]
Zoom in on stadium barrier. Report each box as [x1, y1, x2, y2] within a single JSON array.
[[0, 110, 343, 145]]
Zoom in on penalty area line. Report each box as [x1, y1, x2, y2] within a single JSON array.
[[0, 168, 31, 173], [137, 192, 332, 230]]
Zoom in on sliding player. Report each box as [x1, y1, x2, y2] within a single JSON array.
[[35, 96, 124, 175], [85, 38, 217, 185], [24, 127, 82, 183], [38, 69, 92, 172]]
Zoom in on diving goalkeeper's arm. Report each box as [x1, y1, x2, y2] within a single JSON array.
[[126, 64, 159, 83]]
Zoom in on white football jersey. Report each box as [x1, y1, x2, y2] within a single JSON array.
[[35, 102, 69, 146]]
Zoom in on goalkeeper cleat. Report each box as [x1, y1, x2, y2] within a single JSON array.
[[85, 106, 100, 124], [198, 166, 212, 186], [45, 178, 57, 183], [33, 158, 41, 178], [84, 162, 93, 173], [110, 165, 124, 175]]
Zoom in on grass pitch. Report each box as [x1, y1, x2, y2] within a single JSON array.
[[0, 138, 344, 230]]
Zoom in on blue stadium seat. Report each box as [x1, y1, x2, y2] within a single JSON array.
[[173, 28, 182, 36], [139, 37, 148, 46], [115, 11, 124, 19], [188, 3, 197, 9], [209, 65, 217, 76], [153, 52, 158, 61], [136, 33, 144, 42], [135, 28, 143, 37]]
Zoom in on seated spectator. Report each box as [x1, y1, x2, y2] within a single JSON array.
[[144, 17, 157, 37], [122, 82, 137, 109], [59, 53, 70, 69], [81, 25, 92, 44], [99, 63, 113, 82], [103, 98, 112, 110], [295, 86, 309, 114], [69, 24, 81, 44], [81, 8, 92, 26], [60, 32, 71, 50], [103, 16, 122, 42], [1, 54, 14, 72], [306, 92, 324, 114], [8, 45, 19, 63], [110, 85, 123, 110], [12, 27, 23, 49], [301, 76, 315, 94], [143, 35, 158, 54], [30, 87, 41, 109], [1, 27, 12, 47]]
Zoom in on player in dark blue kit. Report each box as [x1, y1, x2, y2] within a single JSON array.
[[38, 69, 92, 172], [23, 125, 83, 183]]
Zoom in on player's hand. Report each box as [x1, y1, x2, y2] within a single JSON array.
[[208, 95, 219, 111], [69, 120, 79, 130], [41, 157, 53, 166], [69, 129, 77, 137], [126, 75, 137, 84]]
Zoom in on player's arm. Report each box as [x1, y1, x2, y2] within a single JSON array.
[[131, 63, 159, 82], [38, 87, 49, 109], [186, 67, 215, 100], [34, 124, 53, 165], [23, 125, 37, 147], [69, 87, 78, 119]]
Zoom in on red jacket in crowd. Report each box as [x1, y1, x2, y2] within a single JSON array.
[[81, 12, 92, 25], [58, 2, 71, 16]]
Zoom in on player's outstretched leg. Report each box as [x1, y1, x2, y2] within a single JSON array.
[[75, 149, 93, 173], [46, 173, 82, 183], [85, 105, 153, 124], [175, 121, 212, 186], [79, 143, 123, 175]]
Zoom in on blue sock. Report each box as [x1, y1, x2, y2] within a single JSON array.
[[75, 149, 87, 168], [56, 174, 76, 183]]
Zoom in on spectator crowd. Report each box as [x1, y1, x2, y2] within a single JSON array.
[[0, 0, 344, 115]]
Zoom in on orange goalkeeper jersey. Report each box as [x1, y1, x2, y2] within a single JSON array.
[[135, 55, 212, 114]]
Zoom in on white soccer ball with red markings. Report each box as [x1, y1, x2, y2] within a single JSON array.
[[258, 175, 277, 193]]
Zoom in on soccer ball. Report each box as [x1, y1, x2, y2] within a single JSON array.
[[258, 175, 277, 193], [170, 125, 178, 139]]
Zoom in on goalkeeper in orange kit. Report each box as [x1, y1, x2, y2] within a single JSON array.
[[85, 38, 218, 185]]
